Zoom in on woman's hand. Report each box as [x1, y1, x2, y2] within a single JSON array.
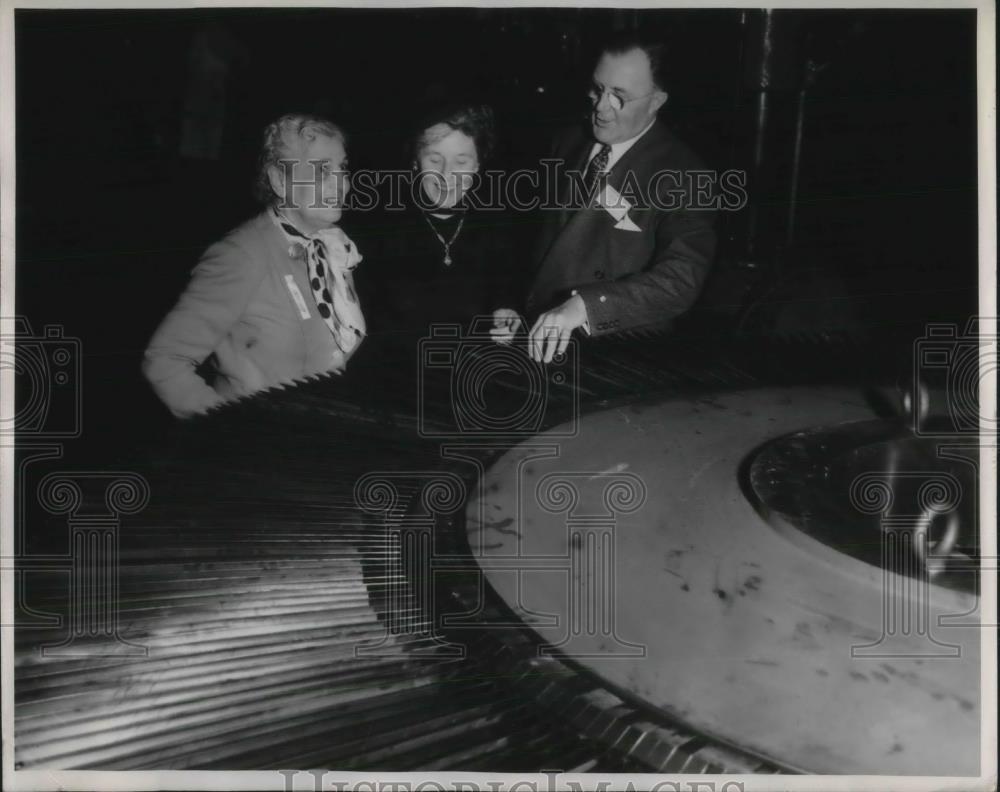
[[490, 308, 523, 344]]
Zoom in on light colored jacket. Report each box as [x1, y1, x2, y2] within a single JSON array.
[[143, 212, 360, 417]]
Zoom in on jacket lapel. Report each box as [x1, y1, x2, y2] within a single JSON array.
[[533, 130, 592, 267], [556, 136, 595, 230], [605, 120, 671, 197], [529, 121, 671, 309], [557, 121, 671, 239]]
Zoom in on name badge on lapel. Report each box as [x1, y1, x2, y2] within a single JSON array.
[[284, 275, 311, 320], [598, 183, 641, 232]]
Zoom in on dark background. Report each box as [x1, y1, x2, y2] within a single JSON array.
[[13, 7, 981, 450]]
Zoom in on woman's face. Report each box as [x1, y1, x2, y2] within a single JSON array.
[[416, 124, 479, 210], [270, 133, 350, 233]]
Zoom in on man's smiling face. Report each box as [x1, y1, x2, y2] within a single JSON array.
[[590, 47, 667, 145]]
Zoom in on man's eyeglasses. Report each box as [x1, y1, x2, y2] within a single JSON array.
[[587, 85, 658, 113]]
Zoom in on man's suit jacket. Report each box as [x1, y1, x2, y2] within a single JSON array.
[[526, 121, 716, 335], [143, 212, 356, 418]]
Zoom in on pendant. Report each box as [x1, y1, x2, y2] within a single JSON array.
[[443, 254, 452, 266]]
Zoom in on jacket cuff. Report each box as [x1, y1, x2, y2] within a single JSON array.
[[569, 290, 591, 336], [573, 283, 622, 336]]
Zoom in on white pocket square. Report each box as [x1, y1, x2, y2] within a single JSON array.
[[614, 215, 641, 232], [600, 183, 640, 231]]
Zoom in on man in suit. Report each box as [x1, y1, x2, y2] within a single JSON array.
[[492, 34, 716, 362]]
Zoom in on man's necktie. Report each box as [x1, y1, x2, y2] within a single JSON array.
[[583, 143, 612, 199]]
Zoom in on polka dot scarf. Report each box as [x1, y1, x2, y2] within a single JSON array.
[[270, 208, 366, 356]]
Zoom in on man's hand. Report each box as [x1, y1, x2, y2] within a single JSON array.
[[489, 308, 523, 345], [528, 294, 588, 363]]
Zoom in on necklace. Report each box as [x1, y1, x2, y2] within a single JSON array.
[[422, 212, 466, 267]]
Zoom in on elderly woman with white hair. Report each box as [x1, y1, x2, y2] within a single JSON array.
[[143, 114, 365, 418]]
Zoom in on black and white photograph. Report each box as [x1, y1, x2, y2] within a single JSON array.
[[0, 1, 996, 790]]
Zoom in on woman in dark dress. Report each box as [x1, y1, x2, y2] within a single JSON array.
[[358, 103, 523, 347]]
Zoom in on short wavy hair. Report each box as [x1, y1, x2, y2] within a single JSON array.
[[411, 103, 497, 165], [600, 32, 669, 93], [254, 114, 346, 205]]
